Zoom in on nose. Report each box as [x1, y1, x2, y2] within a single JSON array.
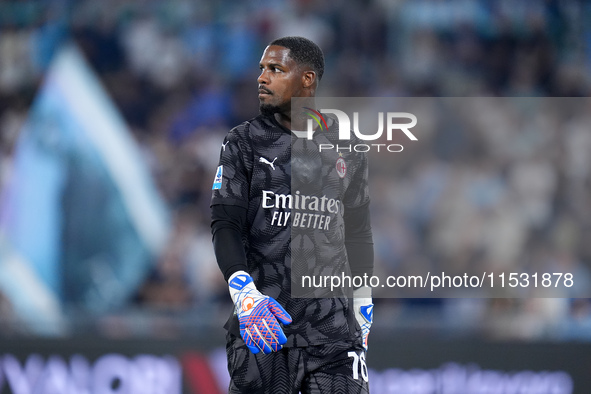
[[257, 69, 268, 85]]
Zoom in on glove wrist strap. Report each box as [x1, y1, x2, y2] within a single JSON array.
[[353, 285, 372, 299], [228, 270, 255, 304]]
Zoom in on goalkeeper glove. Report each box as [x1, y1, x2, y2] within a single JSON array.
[[228, 271, 292, 354], [353, 286, 373, 350]]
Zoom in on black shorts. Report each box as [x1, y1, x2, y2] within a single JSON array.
[[226, 333, 370, 394]]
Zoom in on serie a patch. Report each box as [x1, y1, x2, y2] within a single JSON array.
[[212, 165, 223, 190]]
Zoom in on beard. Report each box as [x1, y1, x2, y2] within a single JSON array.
[[259, 103, 281, 117]]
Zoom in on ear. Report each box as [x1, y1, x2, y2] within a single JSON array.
[[302, 70, 317, 89]]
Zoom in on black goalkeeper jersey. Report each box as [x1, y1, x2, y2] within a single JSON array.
[[211, 113, 370, 347]]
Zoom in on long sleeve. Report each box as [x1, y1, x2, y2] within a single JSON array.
[[211, 204, 249, 281], [344, 201, 374, 278]]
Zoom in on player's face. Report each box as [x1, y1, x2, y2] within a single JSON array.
[[258, 45, 305, 115]]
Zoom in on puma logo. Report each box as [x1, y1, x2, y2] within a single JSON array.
[[221, 141, 229, 151], [259, 156, 277, 170]]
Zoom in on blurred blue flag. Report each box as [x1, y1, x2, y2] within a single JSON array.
[[0, 44, 170, 333]]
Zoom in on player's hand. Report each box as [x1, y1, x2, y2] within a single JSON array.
[[228, 271, 292, 354], [353, 286, 373, 350]]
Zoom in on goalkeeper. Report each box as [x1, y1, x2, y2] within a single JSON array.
[[211, 36, 374, 394]]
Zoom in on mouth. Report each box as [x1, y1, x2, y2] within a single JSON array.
[[258, 87, 272, 97]]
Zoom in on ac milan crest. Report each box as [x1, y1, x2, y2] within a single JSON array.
[[336, 157, 347, 178]]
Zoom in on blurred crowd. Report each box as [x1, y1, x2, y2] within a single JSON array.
[[1, 0, 591, 340]]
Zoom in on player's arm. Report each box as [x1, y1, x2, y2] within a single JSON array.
[[344, 201, 374, 350], [210, 130, 291, 354], [343, 147, 374, 350]]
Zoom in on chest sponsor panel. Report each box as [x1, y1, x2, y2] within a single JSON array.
[[262, 190, 339, 230]]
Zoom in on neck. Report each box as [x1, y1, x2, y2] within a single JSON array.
[[274, 97, 316, 131], [274, 112, 292, 130]]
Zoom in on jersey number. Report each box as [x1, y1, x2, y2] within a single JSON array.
[[347, 351, 369, 382]]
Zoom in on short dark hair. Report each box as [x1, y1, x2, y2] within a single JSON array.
[[269, 36, 325, 81]]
